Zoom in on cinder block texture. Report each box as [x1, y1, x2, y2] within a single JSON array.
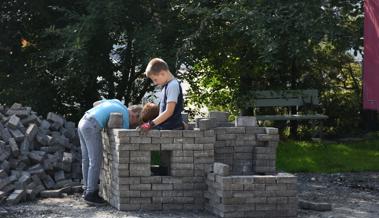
[[235, 116, 257, 127], [100, 112, 296, 217], [101, 129, 215, 211], [205, 170, 298, 218], [0, 103, 81, 203], [213, 126, 278, 175], [108, 113, 123, 128]]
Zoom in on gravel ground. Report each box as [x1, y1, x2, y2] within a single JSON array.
[[1, 172, 378, 218]]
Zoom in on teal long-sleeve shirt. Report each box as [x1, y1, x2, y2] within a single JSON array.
[[85, 99, 129, 129]]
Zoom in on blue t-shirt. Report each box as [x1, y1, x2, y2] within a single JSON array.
[[86, 99, 129, 129], [159, 79, 180, 113]]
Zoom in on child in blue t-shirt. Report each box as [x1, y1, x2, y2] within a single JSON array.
[[78, 99, 141, 205], [140, 58, 184, 131]]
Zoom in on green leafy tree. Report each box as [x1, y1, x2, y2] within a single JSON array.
[[1, 0, 188, 121], [178, 0, 363, 137]]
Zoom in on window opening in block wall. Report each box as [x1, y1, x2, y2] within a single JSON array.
[[151, 150, 171, 176]]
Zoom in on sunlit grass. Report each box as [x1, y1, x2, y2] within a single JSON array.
[[277, 139, 379, 173]]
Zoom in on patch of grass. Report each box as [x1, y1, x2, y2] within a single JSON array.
[[277, 139, 379, 173]]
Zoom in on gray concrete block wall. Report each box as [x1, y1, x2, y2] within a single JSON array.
[[100, 128, 215, 211], [101, 112, 297, 217], [206, 162, 297, 218], [213, 126, 278, 175]]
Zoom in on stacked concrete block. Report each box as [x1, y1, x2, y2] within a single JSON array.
[[206, 162, 297, 218], [100, 126, 215, 211], [213, 123, 279, 175], [0, 103, 81, 204], [253, 127, 279, 174], [101, 112, 297, 217], [209, 111, 234, 127]]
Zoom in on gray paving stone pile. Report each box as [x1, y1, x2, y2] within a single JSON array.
[[0, 103, 81, 204]]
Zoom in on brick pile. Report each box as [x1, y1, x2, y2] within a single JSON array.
[[0, 103, 82, 204], [206, 163, 297, 218]]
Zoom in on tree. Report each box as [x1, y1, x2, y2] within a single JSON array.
[[177, 0, 363, 136], [1, 0, 188, 121]]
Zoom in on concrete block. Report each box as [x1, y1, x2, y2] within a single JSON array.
[[0, 176, 14, 190], [152, 137, 173, 144], [36, 133, 50, 146], [9, 129, 24, 142], [129, 164, 151, 176], [0, 150, 11, 162], [161, 143, 182, 150], [6, 107, 31, 118], [209, 111, 229, 122], [8, 138, 20, 157], [130, 137, 151, 144], [299, 199, 331, 211], [213, 163, 230, 176], [197, 118, 217, 130], [152, 184, 173, 191], [40, 120, 51, 130], [108, 113, 123, 128], [18, 173, 32, 186], [21, 114, 40, 126], [265, 127, 279, 135], [0, 159, 10, 171], [20, 138, 30, 155], [54, 170, 65, 182], [0, 123, 12, 142], [55, 179, 75, 188], [9, 103, 22, 110], [62, 152, 73, 163], [182, 130, 203, 137], [256, 134, 280, 142], [50, 121, 62, 131], [161, 130, 183, 137], [25, 124, 38, 141], [195, 136, 215, 144], [28, 151, 46, 163], [41, 174, 56, 189], [235, 116, 257, 127], [7, 115, 20, 129], [6, 189, 26, 204], [0, 170, 7, 179], [47, 112, 65, 128], [40, 189, 63, 198]]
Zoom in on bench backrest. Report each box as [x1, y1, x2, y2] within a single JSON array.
[[253, 89, 319, 107]]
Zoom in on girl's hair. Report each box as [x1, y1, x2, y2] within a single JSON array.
[[141, 103, 159, 122]]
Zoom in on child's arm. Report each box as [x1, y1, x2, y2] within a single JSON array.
[[151, 102, 176, 125]]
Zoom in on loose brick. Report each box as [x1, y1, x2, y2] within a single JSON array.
[[209, 111, 229, 122], [7, 115, 20, 129], [6, 189, 26, 204], [235, 116, 257, 127], [108, 112, 123, 128]]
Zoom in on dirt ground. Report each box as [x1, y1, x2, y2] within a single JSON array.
[[1, 172, 378, 218]]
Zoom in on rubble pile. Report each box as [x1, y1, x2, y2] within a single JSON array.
[[0, 103, 82, 204]]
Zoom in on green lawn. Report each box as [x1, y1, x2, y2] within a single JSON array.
[[276, 139, 379, 173]]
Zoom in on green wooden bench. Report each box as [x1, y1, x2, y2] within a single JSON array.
[[253, 89, 328, 138]]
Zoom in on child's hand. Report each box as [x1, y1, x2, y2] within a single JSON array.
[[139, 121, 155, 132]]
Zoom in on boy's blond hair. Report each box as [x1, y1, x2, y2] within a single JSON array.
[[144, 58, 170, 77]]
